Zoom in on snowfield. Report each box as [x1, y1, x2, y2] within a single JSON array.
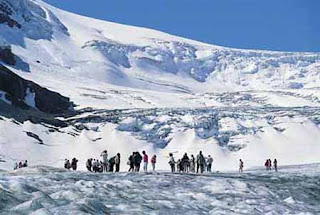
[[0, 164, 319, 214], [0, 0, 319, 172]]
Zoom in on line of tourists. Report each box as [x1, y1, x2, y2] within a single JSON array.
[[61, 150, 278, 174], [127, 151, 157, 172], [168, 151, 213, 173], [265, 158, 278, 172]]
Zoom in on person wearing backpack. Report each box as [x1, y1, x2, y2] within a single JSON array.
[[134, 151, 142, 172], [109, 156, 116, 172]]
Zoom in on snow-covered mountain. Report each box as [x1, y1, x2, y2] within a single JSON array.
[[0, 0, 320, 171]]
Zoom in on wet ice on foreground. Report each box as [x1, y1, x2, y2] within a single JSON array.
[[0, 164, 319, 215]]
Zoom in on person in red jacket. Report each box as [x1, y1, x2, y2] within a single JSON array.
[[151, 155, 157, 171], [142, 151, 148, 172]]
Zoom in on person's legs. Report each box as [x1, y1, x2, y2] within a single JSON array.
[[144, 162, 148, 172], [152, 163, 155, 171]]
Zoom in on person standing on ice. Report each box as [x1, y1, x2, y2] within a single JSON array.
[[182, 153, 190, 173], [197, 151, 206, 173], [100, 150, 108, 172], [273, 159, 278, 172], [169, 153, 176, 173], [23, 160, 28, 167], [64, 159, 71, 169], [207, 155, 213, 172], [190, 155, 195, 173], [86, 158, 92, 171], [134, 151, 142, 172], [264, 160, 269, 170], [151, 155, 157, 171], [268, 159, 272, 170], [109, 156, 116, 172], [142, 151, 148, 172], [115, 153, 121, 172], [128, 152, 135, 172], [239, 159, 244, 172], [71, 158, 78, 170]]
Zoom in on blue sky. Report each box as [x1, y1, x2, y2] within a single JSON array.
[[44, 0, 319, 52]]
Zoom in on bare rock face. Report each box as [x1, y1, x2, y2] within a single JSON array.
[[0, 46, 15, 65], [0, 65, 74, 114], [0, 1, 21, 28]]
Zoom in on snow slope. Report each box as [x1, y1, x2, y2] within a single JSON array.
[[0, 0, 320, 172], [1, 0, 320, 108]]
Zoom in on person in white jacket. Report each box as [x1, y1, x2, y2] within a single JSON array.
[[100, 150, 108, 172]]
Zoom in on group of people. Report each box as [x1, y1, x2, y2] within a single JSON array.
[[127, 151, 157, 172], [265, 159, 278, 171], [85, 151, 121, 173], [86, 150, 121, 172], [61, 149, 279, 174], [64, 158, 78, 170], [169, 151, 213, 173], [13, 160, 28, 170]]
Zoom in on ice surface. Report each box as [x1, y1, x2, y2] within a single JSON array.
[[0, 164, 319, 214]]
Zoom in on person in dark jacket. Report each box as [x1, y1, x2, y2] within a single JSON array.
[[115, 153, 121, 172], [134, 151, 142, 172], [109, 156, 116, 172], [64, 159, 71, 169], [181, 153, 190, 173], [197, 151, 206, 173], [86, 158, 92, 171], [71, 158, 78, 170], [23, 160, 28, 167], [128, 153, 135, 172], [273, 159, 278, 172]]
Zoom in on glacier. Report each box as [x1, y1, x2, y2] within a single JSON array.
[[0, 164, 320, 214], [0, 0, 320, 213]]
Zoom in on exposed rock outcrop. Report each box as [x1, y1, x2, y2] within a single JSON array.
[[0, 46, 15, 65], [0, 65, 74, 114]]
